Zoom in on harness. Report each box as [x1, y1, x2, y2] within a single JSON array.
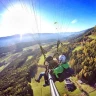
[[53, 62, 69, 78]]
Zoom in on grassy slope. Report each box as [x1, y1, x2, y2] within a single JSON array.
[[30, 40, 96, 96], [0, 52, 23, 71], [0, 44, 41, 95], [70, 29, 96, 96], [30, 47, 82, 96], [0, 65, 5, 72], [26, 56, 33, 62], [89, 91, 96, 96], [88, 35, 96, 40], [30, 50, 52, 96], [72, 45, 83, 52], [1, 36, 95, 95]]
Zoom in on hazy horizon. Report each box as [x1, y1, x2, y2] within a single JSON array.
[[0, 28, 87, 38]]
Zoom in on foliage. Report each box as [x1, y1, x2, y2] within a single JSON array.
[[0, 46, 41, 96], [0, 26, 96, 96], [72, 46, 83, 52], [0, 42, 56, 96], [88, 35, 96, 40], [69, 27, 96, 84]]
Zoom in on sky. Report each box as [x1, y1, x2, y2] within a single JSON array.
[[0, 0, 96, 37]]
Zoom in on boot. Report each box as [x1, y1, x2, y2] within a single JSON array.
[[35, 79, 40, 83]]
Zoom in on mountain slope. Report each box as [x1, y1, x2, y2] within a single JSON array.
[[69, 26, 96, 84], [0, 31, 86, 47], [0, 45, 41, 96]]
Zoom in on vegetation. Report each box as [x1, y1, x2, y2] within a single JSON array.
[[26, 56, 33, 62], [0, 65, 5, 72], [0, 42, 55, 96], [0, 26, 96, 96], [0, 45, 42, 96], [69, 26, 96, 85], [88, 35, 96, 40], [72, 45, 83, 52]]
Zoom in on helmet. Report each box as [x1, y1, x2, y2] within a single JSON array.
[[45, 56, 53, 62], [59, 55, 66, 63]]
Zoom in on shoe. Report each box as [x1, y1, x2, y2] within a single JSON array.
[[43, 83, 49, 87], [35, 79, 40, 83]]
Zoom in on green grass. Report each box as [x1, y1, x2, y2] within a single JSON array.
[[30, 45, 95, 96], [30, 52, 54, 96], [30, 77, 82, 96], [26, 56, 33, 62], [42, 44, 49, 48], [38, 55, 45, 65], [62, 42, 70, 45], [73, 46, 83, 52], [30, 52, 82, 96], [58, 42, 70, 49], [30, 78, 50, 96], [23, 44, 39, 51], [56, 81, 67, 96], [23, 46, 33, 51], [71, 77, 96, 96], [0, 54, 11, 62], [81, 84, 94, 92], [0, 65, 5, 72], [88, 35, 96, 40], [89, 91, 96, 96], [38, 52, 52, 65]]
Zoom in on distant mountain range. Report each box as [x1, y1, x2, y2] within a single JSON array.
[[0, 30, 87, 47]]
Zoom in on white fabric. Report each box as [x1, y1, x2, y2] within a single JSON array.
[[59, 55, 66, 63]]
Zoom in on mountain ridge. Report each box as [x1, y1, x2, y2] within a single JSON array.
[[0, 30, 87, 47]]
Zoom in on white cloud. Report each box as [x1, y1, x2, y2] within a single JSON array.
[[71, 19, 77, 24]]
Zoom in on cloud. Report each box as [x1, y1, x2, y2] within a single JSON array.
[[71, 19, 77, 24]]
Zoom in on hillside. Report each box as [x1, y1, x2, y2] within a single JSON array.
[[0, 26, 96, 96], [0, 31, 85, 47], [28, 26, 96, 96], [69, 26, 96, 84], [0, 42, 56, 96], [0, 45, 39, 95]]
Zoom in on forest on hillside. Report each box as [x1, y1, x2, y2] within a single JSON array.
[[69, 26, 96, 85], [0, 26, 96, 96], [0, 48, 38, 96], [0, 42, 53, 96]]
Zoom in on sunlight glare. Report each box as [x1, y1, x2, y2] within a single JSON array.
[[1, 4, 38, 37]]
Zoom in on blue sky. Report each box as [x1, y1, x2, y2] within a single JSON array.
[[0, 0, 96, 37]]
